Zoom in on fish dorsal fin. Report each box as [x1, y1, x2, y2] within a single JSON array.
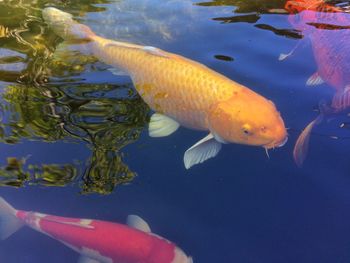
[[107, 67, 128, 76], [44, 218, 95, 229], [293, 115, 323, 167], [104, 40, 143, 50], [127, 215, 151, 233], [143, 46, 169, 58], [78, 255, 101, 263], [332, 86, 350, 111], [184, 133, 222, 169], [306, 72, 324, 86], [104, 42, 169, 58], [148, 113, 180, 137]]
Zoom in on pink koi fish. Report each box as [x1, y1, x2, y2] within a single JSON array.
[[0, 197, 192, 263], [282, 0, 350, 166]]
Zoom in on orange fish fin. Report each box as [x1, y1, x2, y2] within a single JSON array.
[[293, 115, 322, 167], [306, 72, 324, 86], [331, 87, 350, 111]]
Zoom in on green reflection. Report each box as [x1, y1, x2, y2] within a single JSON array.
[[0, 0, 149, 194], [1, 82, 149, 194]]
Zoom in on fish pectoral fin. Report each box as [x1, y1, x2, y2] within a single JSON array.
[[78, 255, 101, 263], [331, 86, 350, 111], [148, 113, 180, 137], [306, 72, 324, 86], [184, 133, 222, 169], [293, 115, 323, 167], [126, 215, 151, 233], [143, 46, 169, 58]]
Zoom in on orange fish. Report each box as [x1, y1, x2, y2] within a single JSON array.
[[43, 7, 287, 169], [285, 0, 343, 14], [283, 0, 350, 166]]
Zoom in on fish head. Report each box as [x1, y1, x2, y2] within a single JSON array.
[[208, 89, 288, 149], [172, 247, 193, 263]]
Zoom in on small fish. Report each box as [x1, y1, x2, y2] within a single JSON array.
[[0, 197, 192, 263], [283, 0, 350, 166], [43, 7, 287, 169]]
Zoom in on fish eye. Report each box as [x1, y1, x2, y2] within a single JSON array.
[[242, 124, 252, 135]]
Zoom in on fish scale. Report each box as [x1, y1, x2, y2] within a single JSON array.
[[92, 36, 237, 129], [43, 7, 287, 169]]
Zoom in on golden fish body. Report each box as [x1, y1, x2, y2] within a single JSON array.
[[93, 36, 237, 130], [43, 7, 287, 168]]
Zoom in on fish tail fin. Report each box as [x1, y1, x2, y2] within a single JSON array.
[[42, 7, 95, 41], [0, 197, 23, 240]]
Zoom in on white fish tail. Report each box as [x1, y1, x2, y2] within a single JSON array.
[[42, 7, 95, 40], [0, 197, 23, 240]]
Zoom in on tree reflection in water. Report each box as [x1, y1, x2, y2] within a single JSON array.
[[0, 0, 149, 194]]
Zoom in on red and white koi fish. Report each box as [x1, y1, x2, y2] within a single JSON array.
[[282, 0, 350, 166], [0, 197, 192, 263]]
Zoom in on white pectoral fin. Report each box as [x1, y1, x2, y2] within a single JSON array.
[[306, 72, 324, 86], [148, 113, 180, 137], [184, 133, 222, 169], [126, 215, 151, 233], [78, 256, 101, 263]]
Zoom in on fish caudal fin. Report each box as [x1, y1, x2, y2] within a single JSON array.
[[0, 197, 23, 240], [42, 7, 95, 41]]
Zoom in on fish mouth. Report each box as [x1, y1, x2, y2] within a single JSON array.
[[264, 136, 288, 149]]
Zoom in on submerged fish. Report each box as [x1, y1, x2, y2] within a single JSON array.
[[43, 7, 287, 169], [0, 197, 192, 263], [283, 0, 350, 166]]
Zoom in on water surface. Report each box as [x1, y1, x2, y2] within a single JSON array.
[[0, 0, 350, 262]]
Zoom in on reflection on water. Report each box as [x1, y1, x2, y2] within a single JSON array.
[[0, 0, 348, 190], [0, 0, 150, 194], [0, 82, 149, 193]]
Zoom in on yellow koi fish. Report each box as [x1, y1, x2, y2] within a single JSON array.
[[43, 7, 287, 169]]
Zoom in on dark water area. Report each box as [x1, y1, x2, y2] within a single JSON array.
[[0, 0, 350, 262]]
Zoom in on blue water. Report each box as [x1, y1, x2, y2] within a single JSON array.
[[1, 0, 350, 262]]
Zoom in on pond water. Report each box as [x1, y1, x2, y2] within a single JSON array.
[[0, 0, 350, 262]]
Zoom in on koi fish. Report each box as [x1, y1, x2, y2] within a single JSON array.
[[0, 197, 192, 263], [281, 0, 350, 166], [42, 7, 287, 169]]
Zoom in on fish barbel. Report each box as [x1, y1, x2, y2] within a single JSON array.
[[43, 7, 287, 169]]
